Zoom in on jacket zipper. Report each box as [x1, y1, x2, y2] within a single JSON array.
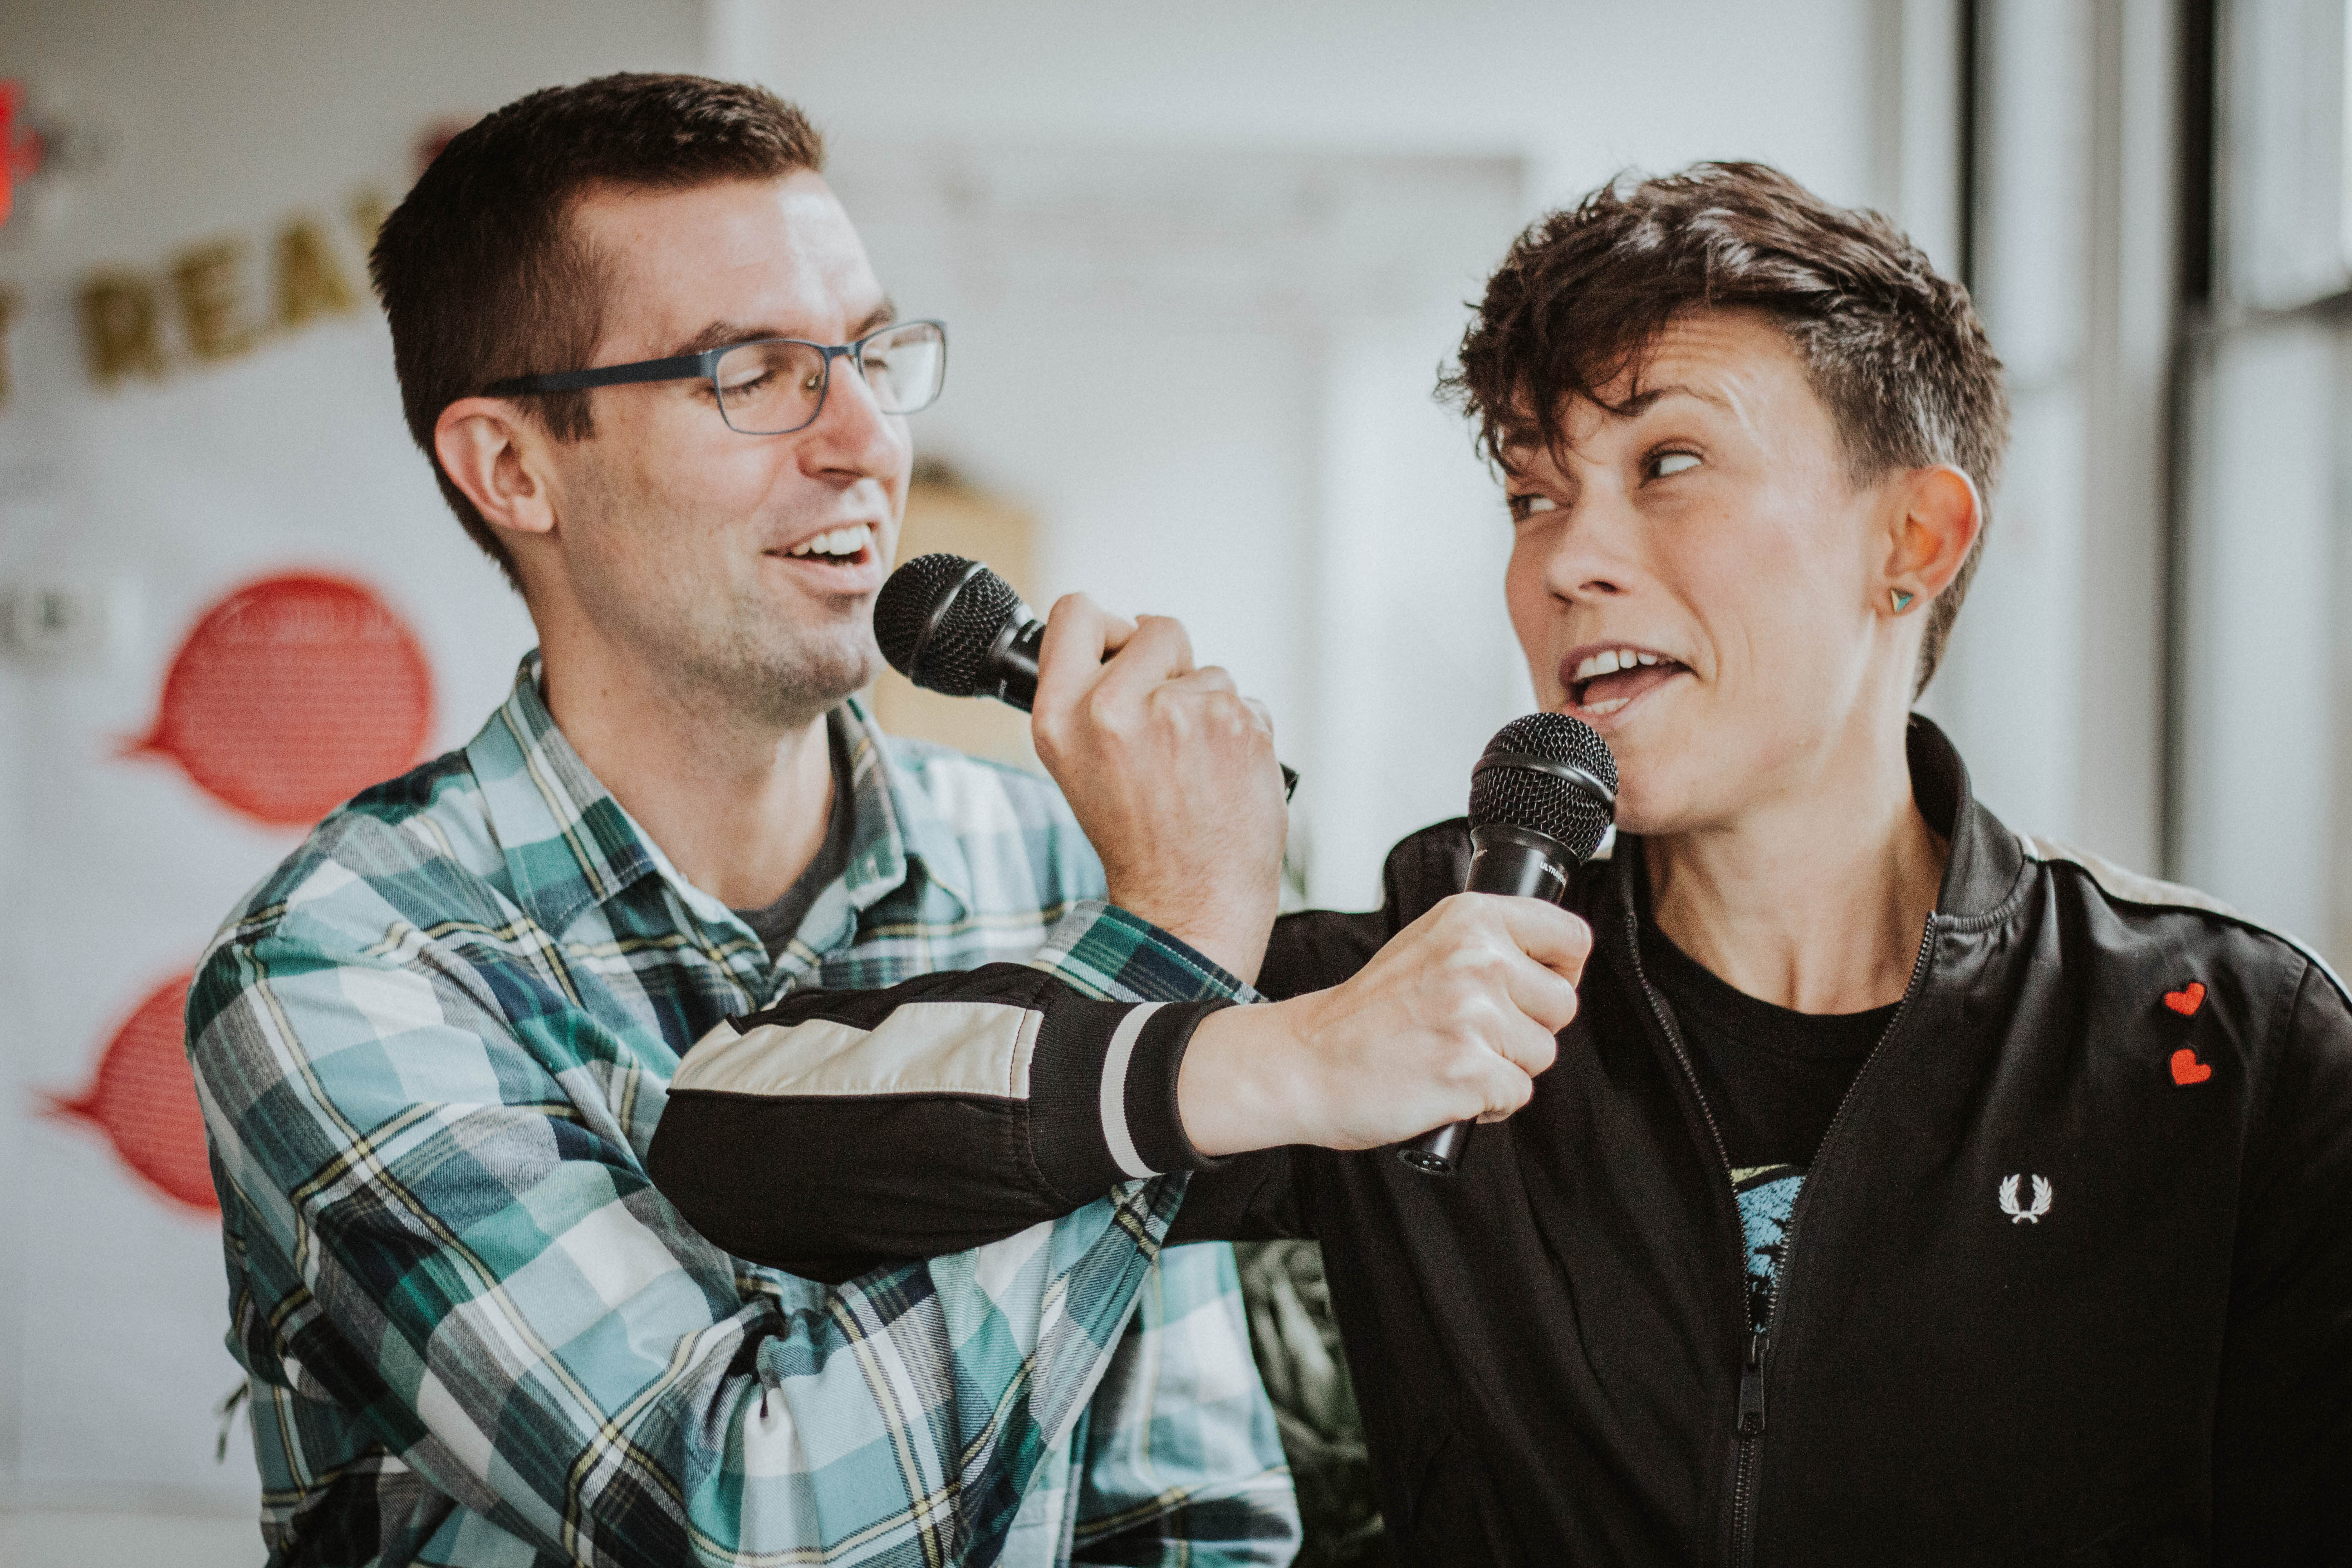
[[1621, 884, 1938, 1568]]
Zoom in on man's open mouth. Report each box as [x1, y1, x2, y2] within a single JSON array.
[[1566, 646, 1689, 716], [775, 523, 876, 569]]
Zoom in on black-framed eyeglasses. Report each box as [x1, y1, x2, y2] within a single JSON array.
[[483, 319, 948, 435]]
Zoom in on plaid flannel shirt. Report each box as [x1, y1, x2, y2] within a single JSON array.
[[187, 654, 1297, 1568]]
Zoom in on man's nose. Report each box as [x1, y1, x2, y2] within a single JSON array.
[[799, 354, 908, 481]]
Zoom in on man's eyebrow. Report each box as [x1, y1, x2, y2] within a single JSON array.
[[666, 298, 899, 358], [671, 321, 765, 358]]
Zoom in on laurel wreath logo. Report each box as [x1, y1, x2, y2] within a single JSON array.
[[1998, 1174, 2053, 1224]]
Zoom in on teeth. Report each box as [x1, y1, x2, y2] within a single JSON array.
[[1573, 647, 1668, 681], [787, 524, 872, 559], [1585, 698, 1629, 715]]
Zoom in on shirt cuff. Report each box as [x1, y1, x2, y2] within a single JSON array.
[[1030, 995, 1235, 1191], [1029, 899, 1264, 1005]]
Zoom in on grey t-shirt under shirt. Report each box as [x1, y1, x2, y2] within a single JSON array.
[[731, 711, 855, 962]]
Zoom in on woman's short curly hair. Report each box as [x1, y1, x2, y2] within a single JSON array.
[[1441, 161, 2009, 696]]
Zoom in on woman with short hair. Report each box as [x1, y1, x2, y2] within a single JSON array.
[[654, 162, 2352, 1565]]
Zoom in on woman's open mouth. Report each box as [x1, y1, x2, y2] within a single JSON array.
[[1564, 646, 1688, 718]]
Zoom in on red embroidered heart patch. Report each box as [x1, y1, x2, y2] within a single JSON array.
[[2170, 1048, 2213, 1086], [2163, 981, 2205, 1016]]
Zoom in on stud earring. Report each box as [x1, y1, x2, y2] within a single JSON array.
[[1889, 588, 1916, 614]]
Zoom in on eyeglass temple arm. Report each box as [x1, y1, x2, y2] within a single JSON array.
[[483, 351, 716, 398]]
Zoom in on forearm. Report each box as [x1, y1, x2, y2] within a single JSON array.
[[654, 877, 1589, 1270], [651, 960, 1233, 1277]]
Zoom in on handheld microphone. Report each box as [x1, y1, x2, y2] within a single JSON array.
[[874, 553, 1297, 795], [875, 553, 1048, 708], [1398, 711, 1617, 1176]]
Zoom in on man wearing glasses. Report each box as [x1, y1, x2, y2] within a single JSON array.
[[185, 74, 1305, 1567]]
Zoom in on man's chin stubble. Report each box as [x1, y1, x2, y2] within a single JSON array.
[[683, 628, 877, 733]]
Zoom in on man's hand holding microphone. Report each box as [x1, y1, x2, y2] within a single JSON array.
[[874, 554, 1598, 1166]]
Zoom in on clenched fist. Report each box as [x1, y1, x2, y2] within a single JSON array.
[[1177, 893, 1592, 1156], [1031, 594, 1289, 984]]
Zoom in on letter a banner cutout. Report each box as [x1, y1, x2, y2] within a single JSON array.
[[50, 972, 217, 1214], [132, 572, 434, 826]]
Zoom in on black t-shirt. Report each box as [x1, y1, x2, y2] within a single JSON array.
[[1637, 916, 1895, 1330], [732, 713, 856, 963]]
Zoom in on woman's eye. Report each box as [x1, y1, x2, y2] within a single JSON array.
[[1650, 451, 1700, 479], [1509, 493, 1559, 519]]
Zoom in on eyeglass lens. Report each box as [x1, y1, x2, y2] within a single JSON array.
[[714, 322, 946, 434]]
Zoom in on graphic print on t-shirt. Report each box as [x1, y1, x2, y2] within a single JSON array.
[[1732, 1164, 1804, 1332]]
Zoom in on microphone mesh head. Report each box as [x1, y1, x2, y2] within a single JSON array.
[[1467, 711, 1617, 861], [872, 552, 1024, 697], [874, 553, 974, 677]]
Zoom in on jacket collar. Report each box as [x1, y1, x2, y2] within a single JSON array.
[[1905, 713, 2028, 923], [465, 653, 969, 940], [1608, 713, 2026, 926]]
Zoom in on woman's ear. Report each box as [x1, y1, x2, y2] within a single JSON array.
[[434, 397, 559, 543], [1882, 463, 1982, 611]]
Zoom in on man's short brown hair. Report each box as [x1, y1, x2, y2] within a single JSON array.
[[370, 74, 825, 586], [1443, 162, 2009, 696]]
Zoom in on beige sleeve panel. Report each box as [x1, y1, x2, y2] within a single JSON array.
[[2020, 833, 2348, 1004], [673, 1000, 1046, 1100], [2019, 835, 2245, 919]]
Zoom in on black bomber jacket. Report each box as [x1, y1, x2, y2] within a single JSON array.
[[650, 719, 2352, 1566]]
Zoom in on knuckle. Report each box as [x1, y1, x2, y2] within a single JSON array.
[[1562, 912, 1595, 957], [1083, 695, 1133, 740]]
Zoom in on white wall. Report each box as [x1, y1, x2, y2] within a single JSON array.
[[1923, 0, 2178, 879], [715, 0, 1884, 212], [0, 1, 701, 1559]]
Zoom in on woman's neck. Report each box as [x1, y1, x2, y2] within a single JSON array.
[[1643, 728, 1947, 1015]]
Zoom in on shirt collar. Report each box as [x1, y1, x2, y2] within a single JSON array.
[[836, 695, 975, 919], [466, 653, 972, 938], [466, 653, 661, 937]]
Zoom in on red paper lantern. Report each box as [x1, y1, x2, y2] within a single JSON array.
[[132, 573, 434, 827], [50, 971, 218, 1215]]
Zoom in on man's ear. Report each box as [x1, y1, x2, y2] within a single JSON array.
[[1882, 463, 1982, 608], [434, 397, 560, 543]]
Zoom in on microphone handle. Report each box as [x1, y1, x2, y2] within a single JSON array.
[[983, 616, 1047, 710], [1397, 825, 1573, 1176], [979, 614, 1297, 798]]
